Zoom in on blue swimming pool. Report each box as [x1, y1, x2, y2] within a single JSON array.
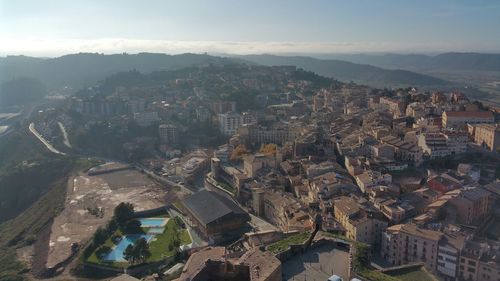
[[139, 217, 168, 228], [102, 234, 153, 262]]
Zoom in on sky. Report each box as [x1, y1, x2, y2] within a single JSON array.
[[1, 0, 500, 57]]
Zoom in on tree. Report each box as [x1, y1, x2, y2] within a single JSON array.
[[106, 219, 118, 234], [92, 227, 108, 247], [135, 238, 151, 262], [114, 202, 134, 227], [230, 144, 249, 161], [123, 238, 151, 264], [123, 244, 137, 264], [259, 143, 277, 155], [125, 219, 142, 234]]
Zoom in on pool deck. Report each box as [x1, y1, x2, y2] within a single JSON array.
[[139, 217, 170, 228]]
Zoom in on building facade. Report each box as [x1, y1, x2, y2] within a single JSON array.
[[382, 224, 442, 271]]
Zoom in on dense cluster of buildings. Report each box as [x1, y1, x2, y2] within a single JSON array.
[[65, 64, 500, 281], [191, 86, 499, 281]]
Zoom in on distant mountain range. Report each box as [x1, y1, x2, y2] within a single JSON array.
[[2, 52, 500, 95], [314, 52, 500, 72], [0, 53, 235, 90], [236, 54, 450, 88], [0, 52, 457, 93]]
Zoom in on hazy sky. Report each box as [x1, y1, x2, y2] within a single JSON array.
[[1, 0, 500, 56]]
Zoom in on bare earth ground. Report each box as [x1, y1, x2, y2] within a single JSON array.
[[45, 168, 168, 269]]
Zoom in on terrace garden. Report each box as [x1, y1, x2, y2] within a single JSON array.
[[266, 232, 310, 254]]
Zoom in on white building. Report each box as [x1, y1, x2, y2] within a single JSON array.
[[218, 112, 241, 136], [134, 112, 159, 127], [417, 131, 467, 159]]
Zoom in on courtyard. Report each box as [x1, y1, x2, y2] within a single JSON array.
[[282, 242, 350, 281]]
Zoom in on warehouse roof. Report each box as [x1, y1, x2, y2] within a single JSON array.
[[182, 190, 248, 225]]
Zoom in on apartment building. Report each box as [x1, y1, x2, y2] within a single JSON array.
[[437, 230, 467, 280], [473, 123, 500, 152], [218, 111, 241, 136], [449, 188, 492, 225], [418, 131, 467, 159], [379, 96, 406, 118], [159, 124, 178, 145], [382, 224, 443, 271], [333, 196, 388, 248], [133, 111, 159, 127], [458, 240, 500, 281], [238, 123, 301, 145], [379, 135, 423, 166]]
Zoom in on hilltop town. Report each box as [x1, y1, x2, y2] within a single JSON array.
[[3, 62, 500, 281]]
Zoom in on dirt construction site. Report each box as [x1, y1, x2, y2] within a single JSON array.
[[44, 165, 170, 270]]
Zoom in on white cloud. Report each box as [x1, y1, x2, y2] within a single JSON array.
[[0, 38, 497, 57]]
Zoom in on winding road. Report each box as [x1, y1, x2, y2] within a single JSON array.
[[29, 122, 66, 155]]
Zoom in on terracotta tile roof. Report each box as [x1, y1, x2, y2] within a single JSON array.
[[387, 223, 442, 241]]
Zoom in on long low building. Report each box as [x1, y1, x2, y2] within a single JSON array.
[[442, 111, 494, 128], [182, 190, 250, 243]]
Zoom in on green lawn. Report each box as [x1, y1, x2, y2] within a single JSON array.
[[180, 229, 191, 245], [148, 220, 178, 261], [219, 181, 236, 194], [148, 218, 191, 261], [388, 268, 437, 281], [267, 232, 310, 253]]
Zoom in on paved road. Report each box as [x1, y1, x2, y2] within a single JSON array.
[[135, 163, 195, 194], [57, 122, 72, 148], [29, 122, 66, 155]]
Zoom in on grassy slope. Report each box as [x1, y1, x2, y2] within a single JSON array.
[[0, 158, 96, 281], [0, 128, 98, 281]]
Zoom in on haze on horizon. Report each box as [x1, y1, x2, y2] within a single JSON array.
[[1, 0, 500, 57]]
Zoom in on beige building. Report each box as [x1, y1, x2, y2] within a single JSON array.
[[473, 123, 500, 152], [382, 224, 443, 271], [243, 153, 278, 178], [333, 196, 387, 248], [354, 170, 392, 193], [380, 135, 423, 166], [379, 96, 406, 118], [262, 191, 313, 232], [458, 241, 500, 281]]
